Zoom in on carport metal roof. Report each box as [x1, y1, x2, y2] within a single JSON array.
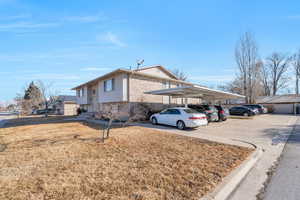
[[145, 85, 244, 100]]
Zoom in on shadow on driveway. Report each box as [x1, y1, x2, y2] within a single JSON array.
[[262, 124, 297, 145]]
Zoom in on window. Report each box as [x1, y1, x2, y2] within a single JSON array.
[[162, 81, 168, 89], [104, 78, 115, 92], [169, 109, 181, 114], [92, 89, 96, 95], [183, 108, 200, 114], [160, 109, 171, 114], [81, 88, 84, 97], [77, 90, 80, 97]]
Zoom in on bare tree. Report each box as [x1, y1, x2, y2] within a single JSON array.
[[218, 76, 244, 94], [235, 32, 260, 103], [292, 49, 300, 95], [261, 61, 271, 96], [265, 52, 292, 95], [35, 80, 58, 117], [171, 69, 188, 81]]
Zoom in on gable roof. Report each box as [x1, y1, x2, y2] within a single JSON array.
[[134, 65, 179, 80], [72, 66, 186, 90], [256, 95, 300, 104]]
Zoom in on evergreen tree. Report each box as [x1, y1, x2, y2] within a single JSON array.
[[24, 81, 42, 100]]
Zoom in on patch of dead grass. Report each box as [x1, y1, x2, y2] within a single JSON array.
[[0, 119, 253, 200]]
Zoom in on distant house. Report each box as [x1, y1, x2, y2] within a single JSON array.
[[53, 95, 78, 116], [256, 95, 300, 114]]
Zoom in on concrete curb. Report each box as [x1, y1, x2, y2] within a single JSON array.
[[201, 147, 263, 200]]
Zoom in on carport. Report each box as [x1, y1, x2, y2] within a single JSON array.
[[145, 85, 244, 106]]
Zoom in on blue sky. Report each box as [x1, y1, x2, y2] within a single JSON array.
[[0, 0, 300, 102]]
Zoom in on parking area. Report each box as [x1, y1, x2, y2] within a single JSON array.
[[137, 114, 298, 199], [141, 114, 296, 146]]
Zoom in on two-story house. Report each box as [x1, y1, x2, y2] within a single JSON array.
[[72, 66, 201, 118]]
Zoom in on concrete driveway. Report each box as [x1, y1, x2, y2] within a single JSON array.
[[136, 114, 298, 200]]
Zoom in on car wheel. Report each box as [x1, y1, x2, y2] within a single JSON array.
[[243, 112, 249, 117], [177, 120, 186, 130], [151, 117, 158, 125]]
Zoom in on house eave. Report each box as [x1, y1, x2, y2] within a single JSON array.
[[71, 68, 195, 91]]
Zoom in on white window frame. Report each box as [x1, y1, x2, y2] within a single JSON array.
[[104, 78, 115, 92]]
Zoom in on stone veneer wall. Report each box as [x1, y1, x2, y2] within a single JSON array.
[[96, 102, 183, 121]]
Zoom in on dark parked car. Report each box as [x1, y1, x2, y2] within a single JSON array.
[[229, 106, 255, 116], [214, 105, 228, 121], [188, 104, 219, 122], [243, 104, 267, 114], [35, 109, 54, 115]]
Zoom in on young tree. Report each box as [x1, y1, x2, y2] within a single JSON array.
[[235, 32, 261, 103], [292, 49, 300, 95], [265, 52, 292, 95]]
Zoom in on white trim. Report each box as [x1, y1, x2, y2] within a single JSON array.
[[145, 85, 244, 100]]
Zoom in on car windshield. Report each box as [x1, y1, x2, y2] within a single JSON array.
[[183, 108, 200, 114]]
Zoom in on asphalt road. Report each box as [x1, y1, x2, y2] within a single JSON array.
[[264, 118, 300, 200], [0, 112, 16, 125]]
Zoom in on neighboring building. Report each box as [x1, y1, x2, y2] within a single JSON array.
[[256, 95, 300, 114], [72, 65, 241, 119], [53, 95, 79, 116]]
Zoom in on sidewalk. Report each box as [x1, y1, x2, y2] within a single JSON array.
[[264, 118, 300, 200]]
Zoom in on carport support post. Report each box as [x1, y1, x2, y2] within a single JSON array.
[[184, 98, 188, 108]]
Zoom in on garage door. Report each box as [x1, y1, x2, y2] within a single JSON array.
[[64, 103, 78, 116], [273, 104, 294, 114]]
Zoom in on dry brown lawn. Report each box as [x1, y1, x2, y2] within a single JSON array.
[[0, 118, 253, 200]]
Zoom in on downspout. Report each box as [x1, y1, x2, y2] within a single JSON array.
[[127, 73, 130, 102], [127, 73, 131, 116], [168, 81, 171, 105]]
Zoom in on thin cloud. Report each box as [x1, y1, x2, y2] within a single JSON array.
[[18, 73, 80, 80], [0, 14, 31, 21], [287, 15, 300, 20], [0, 22, 59, 29], [80, 67, 111, 71], [97, 32, 127, 47], [0, 0, 16, 5], [0, 22, 60, 32], [64, 14, 107, 23]]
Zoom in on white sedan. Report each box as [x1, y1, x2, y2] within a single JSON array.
[[150, 107, 208, 130]]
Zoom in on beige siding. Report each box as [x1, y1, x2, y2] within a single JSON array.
[[87, 84, 99, 112], [98, 74, 128, 103], [64, 103, 79, 116], [138, 67, 173, 79], [76, 86, 88, 105]]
